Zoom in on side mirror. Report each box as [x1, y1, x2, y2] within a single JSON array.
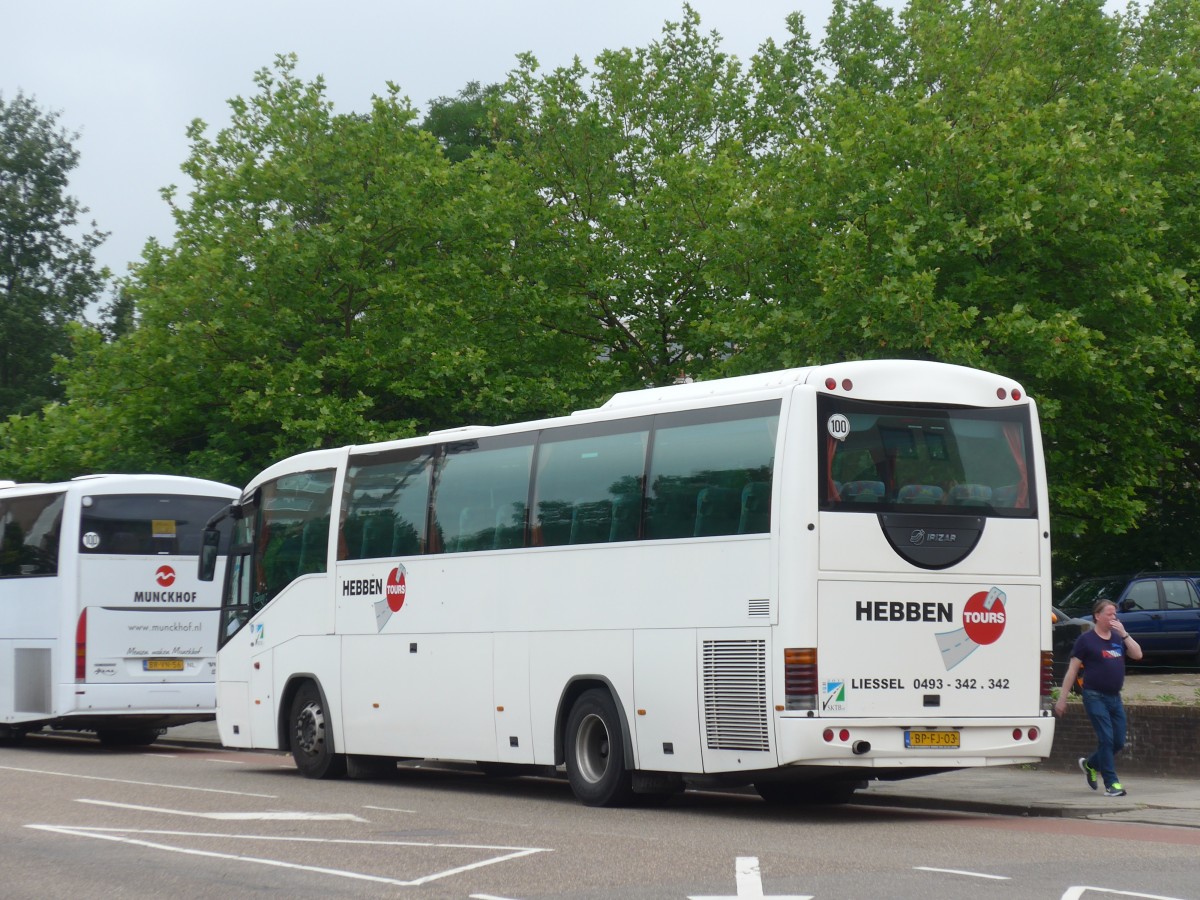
[[1120, 598, 1136, 612], [198, 528, 222, 582]]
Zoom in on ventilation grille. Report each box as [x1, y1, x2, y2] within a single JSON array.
[[702, 639, 770, 752], [748, 598, 770, 618]]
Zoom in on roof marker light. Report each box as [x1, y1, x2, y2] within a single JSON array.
[[825, 377, 837, 390], [841, 378, 853, 391], [996, 388, 1007, 400], [1012, 388, 1022, 401]]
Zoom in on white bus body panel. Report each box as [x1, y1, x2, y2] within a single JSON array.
[[819, 515, 1042, 577]]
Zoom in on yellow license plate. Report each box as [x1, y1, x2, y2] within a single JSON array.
[[144, 659, 185, 671], [905, 730, 960, 749]]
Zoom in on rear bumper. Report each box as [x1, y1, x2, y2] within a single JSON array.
[[774, 714, 1056, 768]]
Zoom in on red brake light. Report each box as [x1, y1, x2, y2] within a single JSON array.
[[75, 609, 88, 681]]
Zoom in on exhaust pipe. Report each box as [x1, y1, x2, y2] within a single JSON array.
[[852, 740, 871, 755]]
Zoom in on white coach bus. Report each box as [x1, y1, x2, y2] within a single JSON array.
[[203, 360, 1055, 805], [1, 474, 240, 744]]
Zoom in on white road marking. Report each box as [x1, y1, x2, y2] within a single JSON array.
[[363, 805, 417, 813], [26, 825, 549, 887], [0, 764, 275, 798], [470, 895, 525, 900], [915, 866, 1010, 880], [689, 856, 813, 900], [76, 799, 367, 821], [1062, 888, 1191, 900]]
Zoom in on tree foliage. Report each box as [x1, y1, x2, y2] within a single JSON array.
[[1, 3, 1199, 585], [712, 0, 1198, 573], [0, 56, 584, 485], [0, 91, 107, 416]]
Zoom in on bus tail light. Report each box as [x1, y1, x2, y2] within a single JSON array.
[[1040, 651, 1054, 710], [75, 609, 88, 682], [784, 648, 817, 711]]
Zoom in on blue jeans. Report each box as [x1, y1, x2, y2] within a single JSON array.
[[1081, 689, 1126, 788]]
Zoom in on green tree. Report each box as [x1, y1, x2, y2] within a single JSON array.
[[0, 91, 107, 417], [711, 0, 1197, 557], [493, 6, 762, 389], [422, 81, 499, 163], [0, 56, 585, 485]]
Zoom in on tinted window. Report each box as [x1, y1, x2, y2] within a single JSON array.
[[647, 403, 778, 538], [255, 470, 336, 602], [820, 395, 1036, 516], [1163, 579, 1198, 611], [79, 493, 231, 557], [1124, 580, 1160, 611], [533, 421, 650, 546], [342, 448, 433, 560], [0, 492, 65, 577], [433, 436, 534, 553], [1061, 576, 1127, 614]]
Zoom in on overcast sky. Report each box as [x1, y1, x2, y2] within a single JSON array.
[[4, 0, 847, 291]]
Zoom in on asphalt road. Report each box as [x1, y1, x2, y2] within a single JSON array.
[[2, 730, 1198, 900]]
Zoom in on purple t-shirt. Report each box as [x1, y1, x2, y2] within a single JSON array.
[[1071, 629, 1127, 695]]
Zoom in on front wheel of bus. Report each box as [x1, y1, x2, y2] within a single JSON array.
[[565, 689, 634, 807], [289, 682, 346, 779]]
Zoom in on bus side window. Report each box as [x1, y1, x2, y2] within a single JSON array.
[[647, 404, 779, 539], [0, 492, 64, 577], [533, 426, 648, 548], [342, 450, 432, 561], [434, 441, 533, 554]]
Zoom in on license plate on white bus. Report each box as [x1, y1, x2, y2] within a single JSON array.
[[905, 730, 960, 749], [143, 659, 185, 672]]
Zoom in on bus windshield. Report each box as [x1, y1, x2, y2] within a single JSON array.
[[819, 394, 1034, 516]]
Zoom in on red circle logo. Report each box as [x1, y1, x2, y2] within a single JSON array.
[[962, 590, 1006, 645], [156, 565, 176, 587], [385, 567, 406, 612]]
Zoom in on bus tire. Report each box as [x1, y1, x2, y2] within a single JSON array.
[[0, 726, 27, 746], [564, 688, 634, 807], [289, 682, 347, 779]]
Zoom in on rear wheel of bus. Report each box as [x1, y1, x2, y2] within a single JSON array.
[[289, 681, 346, 779], [565, 688, 634, 807]]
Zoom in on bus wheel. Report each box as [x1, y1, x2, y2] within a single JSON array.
[[0, 727, 27, 746], [565, 689, 634, 807], [289, 682, 347, 779]]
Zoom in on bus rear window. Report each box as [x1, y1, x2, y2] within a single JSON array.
[[79, 494, 234, 556], [818, 395, 1035, 516]]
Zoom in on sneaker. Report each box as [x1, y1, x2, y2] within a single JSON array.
[[1078, 757, 1098, 791], [1105, 783, 1127, 798]]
